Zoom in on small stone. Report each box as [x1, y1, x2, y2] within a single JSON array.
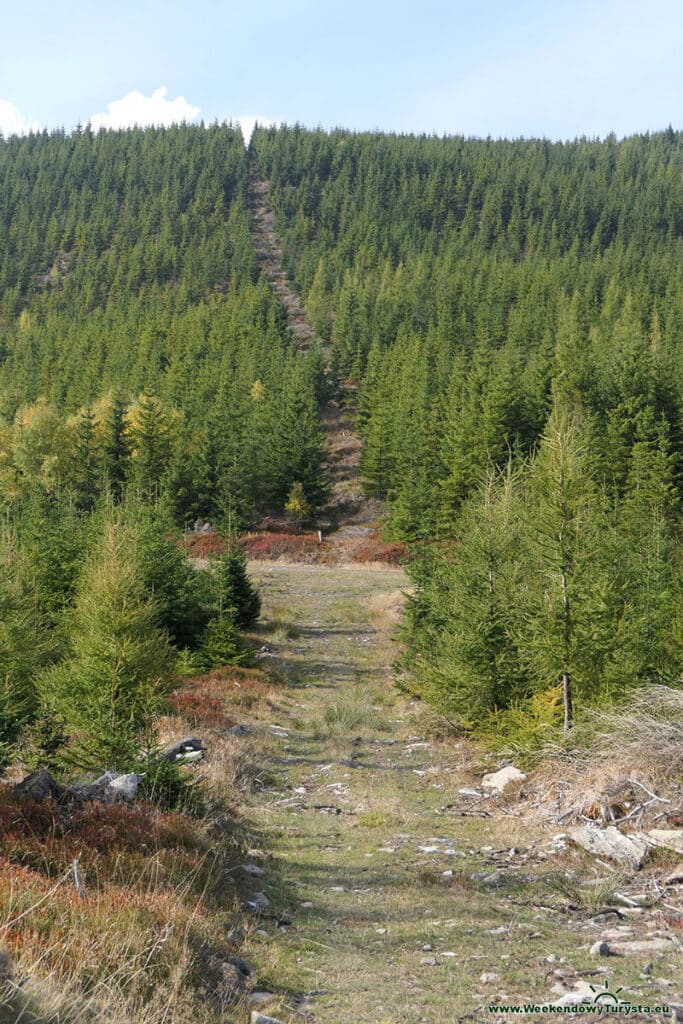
[[589, 941, 612, 957], [481, 766, 527, 793], [249, 992, 276, 1006], [645, 829, 683, 855], [376, 928, 387, 934], [546, 954, 558, 963], [610, 938, 672, 955], [663, 862, 683, 885], [251, 1013, 285, 1024], [480, 972, 500, 984], [569, 825, 651, 869], [247, 892, 271, 914], [242, 863, 266, 877], [420, 956, 437, 966], [422, 944, 433, 951]]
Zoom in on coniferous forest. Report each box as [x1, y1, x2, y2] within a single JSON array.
[[0, 122, 682, 773]]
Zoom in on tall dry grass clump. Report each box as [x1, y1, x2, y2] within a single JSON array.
[[534, 684, 683, 824]]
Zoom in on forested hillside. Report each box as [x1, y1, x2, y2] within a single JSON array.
[[252, 125, 683, 734], [0, 125, 327, 776], [0, 125, 326, 525]]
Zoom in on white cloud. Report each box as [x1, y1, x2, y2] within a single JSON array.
[[0, 99, 40, 137], [89, 87, 200, 131], [233, 114, 277, 143]]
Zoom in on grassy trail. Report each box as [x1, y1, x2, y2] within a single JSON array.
[[232, 562, 682, 1024]]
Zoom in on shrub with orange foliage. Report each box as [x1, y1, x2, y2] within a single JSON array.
[[184, 532, 228, 558], [351, 538, 410, 565], [169, 666, 271, 726], [240, 531, 319, 561]]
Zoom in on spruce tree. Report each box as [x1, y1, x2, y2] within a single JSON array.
[[520, 409, 605, 730], [212, 542, 261, 630], [404, 465, 525, 726], [44, 518, 175, 768]]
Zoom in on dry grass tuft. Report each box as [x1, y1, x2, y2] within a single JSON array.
[[532, 685, 683, 825], [365, 588, 406, 631]]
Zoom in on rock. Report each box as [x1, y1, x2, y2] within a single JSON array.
[[420, 956, 437, 966], [12, 769, 65, 803], [160, 736, 205, 763], [663, 862, 683, 885], [242, 863, 266, 877], [481, 765, 527, 793], [609, 938, 673, 955], [208, 954, 255, 1009], [422, 944, 433, 951], [107, 772, 144, 800], [568, 825, 651, 869], [251, 1014, 285, 1024], [479, 972, 500, 984], [589, 941, 613, 957], [472, 870, 504, 886], [600, 927, 634, 941], [227, 954, 254, 978], [228, 724, 250, 736], [71, 771, 144, 804], [247, 891, 272, 914], [645, 828, 683, 855], [249, 992, 276, 1005]]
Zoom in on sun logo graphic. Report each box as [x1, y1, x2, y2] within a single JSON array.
[[589, 979, 628, 1006]]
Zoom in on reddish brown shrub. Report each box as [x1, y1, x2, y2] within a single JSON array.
[[240, 531, 319, 561], [351, 539, 410, 564], [184, 532, 228, 558]]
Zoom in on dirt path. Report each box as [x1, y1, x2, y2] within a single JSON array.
[[235, 563, 681, 1024], [249, 169, 383, 556], [250, 174, 317, 352]]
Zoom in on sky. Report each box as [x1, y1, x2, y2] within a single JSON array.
[[0, 0, 681, 141]]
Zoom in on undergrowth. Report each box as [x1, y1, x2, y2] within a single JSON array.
[[0, 663, 279, 1022]]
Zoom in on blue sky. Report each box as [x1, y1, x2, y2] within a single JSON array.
[[1, 0, 681, 140]]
